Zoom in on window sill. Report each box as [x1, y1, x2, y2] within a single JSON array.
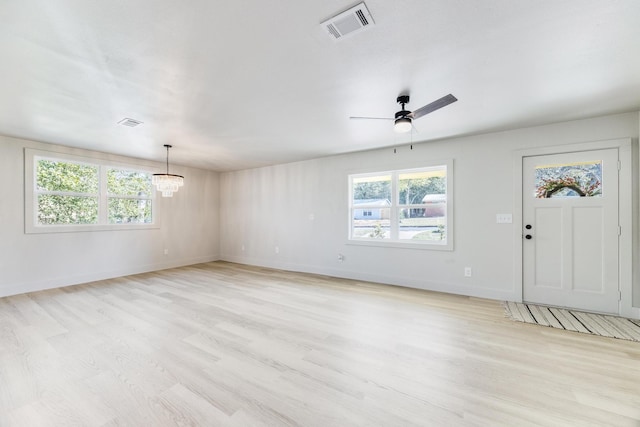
[[25, 223, 160, 234], [346, 238, 453, 251]]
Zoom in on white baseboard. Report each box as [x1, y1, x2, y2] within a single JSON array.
[[2, 253, 519, 303], [220, 254, 517, 302], [0, 254, 220, 298]]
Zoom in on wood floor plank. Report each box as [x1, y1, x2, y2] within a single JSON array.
[[1, 261, 640, 426]]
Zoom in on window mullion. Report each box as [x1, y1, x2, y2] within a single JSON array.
[[99, 166, 108, 224], [37, 190, 96, 197], [390, 171, 398, 240]]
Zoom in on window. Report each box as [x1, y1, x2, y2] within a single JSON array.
[[107, 168, 153, 224], [25, 149, 157, 233], [348, 162, 452, 249], [36, 159, 99, 225]]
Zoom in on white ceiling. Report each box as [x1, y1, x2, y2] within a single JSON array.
[[1, 0, 639, 171]]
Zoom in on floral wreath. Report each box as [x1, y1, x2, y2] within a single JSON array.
[[536, 176, 600, 198]]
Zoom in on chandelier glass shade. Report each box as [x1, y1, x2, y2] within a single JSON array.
[[153, 145, 184, 197]]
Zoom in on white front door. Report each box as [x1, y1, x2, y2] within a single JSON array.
[[522, 148, 619, 314]]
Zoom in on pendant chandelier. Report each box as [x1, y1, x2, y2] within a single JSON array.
[[152, 144, 184, 197]]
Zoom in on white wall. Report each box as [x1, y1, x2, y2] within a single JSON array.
[[3, 112, 638, 306], [0, 135, 220, 297], [220, 112, 639, 304]]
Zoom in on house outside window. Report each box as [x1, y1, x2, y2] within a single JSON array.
[[348, 162, 452, 249]]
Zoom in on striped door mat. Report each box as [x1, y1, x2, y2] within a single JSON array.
[[504, 301, 640, 342]]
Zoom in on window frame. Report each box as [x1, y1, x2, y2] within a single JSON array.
[[106, 166, 155, 225], [347, 160, 453, 251], [25, 148, 159, 233], [34, 158, 100, 226]]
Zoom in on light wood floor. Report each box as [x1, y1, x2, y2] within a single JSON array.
[[1, 262, 639, 426]]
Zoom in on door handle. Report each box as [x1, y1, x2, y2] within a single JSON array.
[[525, 234, 533, 240]]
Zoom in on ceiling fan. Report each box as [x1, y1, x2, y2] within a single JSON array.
[[350, 93, 458, 133]]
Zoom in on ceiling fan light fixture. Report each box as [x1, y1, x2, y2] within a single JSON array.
[[350, 93, 457, 132], [394, 117, 412, 133]]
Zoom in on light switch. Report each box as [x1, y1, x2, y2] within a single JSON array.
[[496, 214, 512, 224]]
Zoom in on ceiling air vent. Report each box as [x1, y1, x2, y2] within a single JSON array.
[[117, 118, 143, 127], [321, 2, 375, 41]]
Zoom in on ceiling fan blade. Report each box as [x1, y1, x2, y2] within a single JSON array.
[[349, 116, 394, 120], [410, 94, 458, 120]]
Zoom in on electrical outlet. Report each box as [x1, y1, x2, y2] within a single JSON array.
[[164, 249, 169, 255], [337, 254, 344, 262], [464, 267, 472, 277], [275, 246, 279, 254], [241, 245, 245, 251]]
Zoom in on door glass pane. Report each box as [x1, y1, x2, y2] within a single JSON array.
[[534, 161, 602, 198]]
